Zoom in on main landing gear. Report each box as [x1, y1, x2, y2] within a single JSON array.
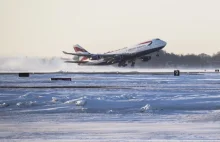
[[131, 61, 135, 67], [118, 61, 127, 67], [118, 61, 136, 67], [118, 60, 136, 67]]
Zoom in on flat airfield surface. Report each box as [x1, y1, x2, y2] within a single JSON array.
[[0, 72, 220, 141]]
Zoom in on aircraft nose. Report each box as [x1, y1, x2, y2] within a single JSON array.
[[160, 40, 167, 47]]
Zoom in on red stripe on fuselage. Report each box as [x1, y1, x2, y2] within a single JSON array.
[[139, 41, 152, 45]]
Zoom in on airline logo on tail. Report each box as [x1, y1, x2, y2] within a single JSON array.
[[73, 44, 89, 63], [74, 44, 89, 53]]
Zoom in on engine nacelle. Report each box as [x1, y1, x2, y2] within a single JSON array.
[[107, 55, 124, 64], [90, 55, 101, 60], [140, 56, 151, 62], [112, 55, 124, 63], [114, 55, 123, 61]]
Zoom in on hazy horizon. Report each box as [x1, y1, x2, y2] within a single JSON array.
[[1, 0, 220, 57]]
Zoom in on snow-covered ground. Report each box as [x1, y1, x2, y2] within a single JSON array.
[[0, 56, 217, 73], [0, 72, 220, 141], [1, 120, 220, 141]]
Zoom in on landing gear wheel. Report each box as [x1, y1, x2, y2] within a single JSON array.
[[122, 64, 127, 67], [118, 61, 127, 67]]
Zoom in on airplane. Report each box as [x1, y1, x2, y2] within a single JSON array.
[[62, 38, 166, 67]]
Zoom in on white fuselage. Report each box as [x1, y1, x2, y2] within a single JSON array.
[[108, 39, 165, 54], [62, 38, 167, 66], [84, 39, 166, 65]]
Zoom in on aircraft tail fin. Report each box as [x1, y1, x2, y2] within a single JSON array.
[[73, 44, 90, 54], [73, 44, 89, 62]]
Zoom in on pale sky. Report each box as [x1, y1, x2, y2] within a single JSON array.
[[0, 0, 220, 57]]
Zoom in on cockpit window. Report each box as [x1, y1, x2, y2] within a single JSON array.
[[155, 38, 160, 40]]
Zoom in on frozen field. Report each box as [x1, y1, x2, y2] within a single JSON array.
[[0, 72, 220, 141]]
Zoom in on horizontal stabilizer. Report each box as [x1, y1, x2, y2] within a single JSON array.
[[63, 51, 91, 57], [64, 61, 88, 63]]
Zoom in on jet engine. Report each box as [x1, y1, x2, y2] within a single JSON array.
[[140, 56, 151, 62], [109, 55, 124, 64], [90, 55, 101, 60], [115, 55, 123, 60]]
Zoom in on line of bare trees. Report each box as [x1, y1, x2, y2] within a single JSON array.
[[137, 51, 220, 68]]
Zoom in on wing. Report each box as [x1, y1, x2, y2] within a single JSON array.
[[63, 51, 131, 58], [63, 51, 92, 57]]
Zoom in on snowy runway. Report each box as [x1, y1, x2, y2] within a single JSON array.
[[0, 72, 220, 141]]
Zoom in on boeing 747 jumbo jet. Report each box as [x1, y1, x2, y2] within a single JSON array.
[[62, 38, 166, 67]]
